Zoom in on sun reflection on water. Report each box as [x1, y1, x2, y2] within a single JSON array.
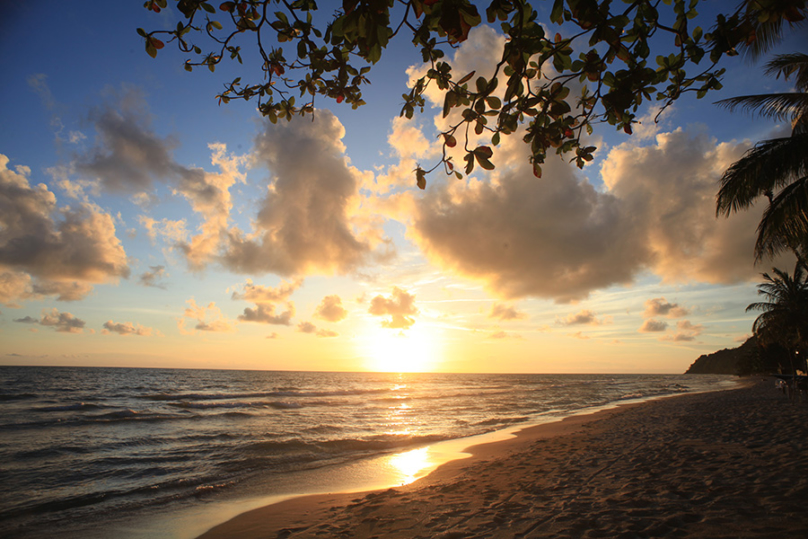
[[388, 447, 431, 485]]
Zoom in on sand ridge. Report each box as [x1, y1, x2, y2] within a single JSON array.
[[199, 379, 808, 538]]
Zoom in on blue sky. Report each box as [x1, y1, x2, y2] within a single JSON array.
[[0, 2, 803, 373]]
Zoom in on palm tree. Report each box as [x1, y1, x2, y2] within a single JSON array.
[[715, 52, 808, 261], [746, 262, 808, 375]]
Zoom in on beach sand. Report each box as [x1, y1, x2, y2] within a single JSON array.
[[199, 378, 808, 538]]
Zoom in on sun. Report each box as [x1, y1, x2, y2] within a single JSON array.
[[364, 327, 439, 373]]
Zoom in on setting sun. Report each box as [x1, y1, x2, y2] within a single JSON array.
[[363, 327, 440, 373]]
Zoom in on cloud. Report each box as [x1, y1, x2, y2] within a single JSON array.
[[15, 308, 86, 333], [238, 303, 294, 325], [74, 94, 248, 271], [368, 287, 418, 329], [296, 320, 337, 337], [643, 297, 688, 318], [412, 149, 644, 302], [29, 280, 94, 301], [232, 279, 298, 325], [639, 319, 668, 333], [231, 279, 302, 303], [568, 331, 591, 340], [409, 124, 783, 302], [489, 330, 522, 339], [75, 97, 179, 193], [102, 320, 154, 336], [28, 74, 56, 110], [1, 272, 34, 307], [601, 128, 788, 284], [0, 155, 129, 302], [222, 110, 386, 277], [138, 265, 168, 289], [314, 295, 348, 322], [660, 320, 704, 342], [297, 321, 316, 333], [558, 309, 603, 326], [0, 273, 88, 306], [178, 299, 234, 334], [489, 303, 527, 321], [174, 143, 247, 270], [139, 216, 189, 244]]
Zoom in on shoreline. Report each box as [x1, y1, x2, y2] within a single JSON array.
[[198, 378, 804, 539]]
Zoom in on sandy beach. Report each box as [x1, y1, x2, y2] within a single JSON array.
[[199, 378, 808, 538]]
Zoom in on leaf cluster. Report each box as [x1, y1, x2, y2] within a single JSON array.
[[139, 0, 791, 187]]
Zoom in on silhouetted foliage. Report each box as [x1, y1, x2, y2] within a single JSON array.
[[716, 52, 808, 260], [140, 0, 806, 187], [744, 263, 808, 374]]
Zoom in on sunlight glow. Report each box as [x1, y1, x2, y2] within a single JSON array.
[[388, 447, 431, 485], [363, 328, 439, 372]]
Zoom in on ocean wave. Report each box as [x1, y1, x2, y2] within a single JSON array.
[[137, 387, 394, 402], [472, 416, 529, 427], [88, 409, 194, 423], [169, 400, 303, 410], [0, 392, 38, 401], [36, 402, 105, 412]]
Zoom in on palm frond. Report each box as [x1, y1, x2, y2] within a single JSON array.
[[737, 3, 808, 59], [715, 93, 808, 122], [765, 53, 808, 90], [716, 134, 808, 215], [755, 176, 808, 260]]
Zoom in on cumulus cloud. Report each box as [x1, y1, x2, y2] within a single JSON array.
[[558, 309, 604, 326], [661, 320, 704, 342], [222, 110, 386, 277], [409, 123, 784, 302], [489, 303, 527, 321], [314, 295, 348, 322], [0, 272, 89, 306], [138, 265, 168, 289], [297, 321, 316, 333], [639, 319, 668, 333], [371, 116, 440, 194], [238, 303, 294, 325], [102, 320, 154, 336], [368, 287, 418, 329], [231, 279, 302, 303], [73, 93, 248, 271], [140, 216, 188, 244], [412, 148, 644, 301], [15, 308, 86, 333], [643, 297, 688, 318], [601, 129, 787, 284], [0, 155, 129, 305], [178, 299, 234, 334], [75, 97, 180, 193], [174, 143, 247, 270], [296, 320, 337, 336], [232, 279, 298, 325]]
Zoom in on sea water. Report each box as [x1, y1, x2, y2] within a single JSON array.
[[0, 367, 736, 538]]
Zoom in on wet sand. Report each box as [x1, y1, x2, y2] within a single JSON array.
[[199, 378, 808, 538]]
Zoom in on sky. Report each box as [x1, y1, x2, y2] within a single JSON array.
[[0, 2, 804, 374]]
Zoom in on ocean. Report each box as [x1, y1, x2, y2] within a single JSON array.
[[0, 367, 737, 538]]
